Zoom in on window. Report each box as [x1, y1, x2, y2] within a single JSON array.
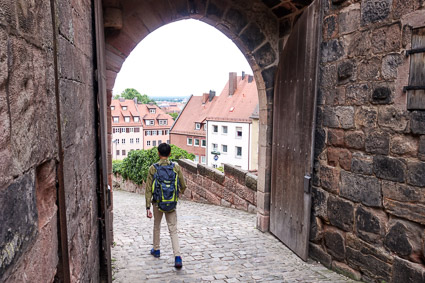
[[149, 108, 156, 114], [124, 116, 130, 123], [195, 155, 199, 163], [147, 141, 151, 146], [201, 156, 206, 164], [236, 127, 242, 138], [153, 141, 157, 146], [134, 116, 140, 122], [406, 27, 425, 110], [130, 138, 134, 144], [129, 127, 134, 133], [122, 150, 126, 156], [152, 130, 157, 136], [121, 127, 125, 133], [236, 146, 242, 157], [145, 131, 151, 136], [166, 130, 169, 135], [167, 140, 170, 144], [187, 138, 193, 145], [122, 139, 125, 144], [111, 106, 115, 110], [213, 125, 218, 133], [113, 117, 119, 123], [136, 138, 140, 144], [122, 106, 127, 111], [222, 145, 228, 153], [158, 140, 162, 144], [134, 127, 140, 133], [116, 150, 120, 155], [213, 164, 218, 169], [158, 130, 163, 136], [212, 143, 218, 151], [195, 123, 201, 130], [115, 139, 119, 144], [159, 120, 167, 125], [222, 126, 228, 134], [146, 120, 154, 125], [204, 124, 207, 131], [194, 139, 200, 146], [201, 140, 206, 147]]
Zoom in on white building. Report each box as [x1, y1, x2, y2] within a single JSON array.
[[205, 72, 259, 171]]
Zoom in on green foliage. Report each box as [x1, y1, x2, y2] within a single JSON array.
[[112, 160, 123, 175], [118, 145, 194, 185], [115, 88, 156, 104], [169, 112, 179, 120], [216, 166, 224, 172]]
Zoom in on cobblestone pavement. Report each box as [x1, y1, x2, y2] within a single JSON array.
[[112, 190, 355, 283]]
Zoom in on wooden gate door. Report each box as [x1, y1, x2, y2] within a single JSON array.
[[270, 0, 321, 261]]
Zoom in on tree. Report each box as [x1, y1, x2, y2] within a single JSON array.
[[170, 112, 179, 120], [115, 88, 156, 104]]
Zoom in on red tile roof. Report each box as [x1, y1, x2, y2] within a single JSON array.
[[171, 74, 258, 136]]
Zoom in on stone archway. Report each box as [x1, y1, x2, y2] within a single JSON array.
[[102, 0, 313, 231]]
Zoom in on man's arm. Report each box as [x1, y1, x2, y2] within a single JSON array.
[[176, 164, 187, 194], [145, 165, 156, 209]]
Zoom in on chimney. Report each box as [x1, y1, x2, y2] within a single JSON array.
[[208, 90, 216, 102], [242, 71, 245, 80], [229, 72, 237, 96], [119, 97, 125, 102], [202, 93, 208, 104], [133, 97, 137, 104], [248, 75, 254, 83]]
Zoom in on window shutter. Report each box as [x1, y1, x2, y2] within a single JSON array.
[[407, 28, 425, 110]]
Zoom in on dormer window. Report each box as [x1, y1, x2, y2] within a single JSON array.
[[149, 108, 156, 114], [122, 106, 128, 111], [134, 116, 140, 122], [111, 106, 115, 110], [146, 120, 154, 125], [195, 123, 201, 130], [159, 120, 167, 125], [124, 116, 130, 123], [113, 117, 119, 123]]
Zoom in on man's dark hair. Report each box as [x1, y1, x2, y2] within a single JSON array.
[[158, 143, 171, 157]]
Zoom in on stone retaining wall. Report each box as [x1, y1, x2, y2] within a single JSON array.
[[113, 174, 145, 194], [177, 160, 258, 214]]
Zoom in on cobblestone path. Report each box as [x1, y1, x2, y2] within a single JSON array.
[[112, 190, 355, 283]]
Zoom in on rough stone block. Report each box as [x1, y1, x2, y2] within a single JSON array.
[[327, 129, 344, 146], [224, 8, 248, 34], [371, 87, 392, 104], [390, 135, 418, 157], [223, 177, 237, 193], [0, 172, 38, 276], [378, 106, 408, 132], [211, 182, 224, 199], [328, 195, 354, 232], [256, 214, 269, 232], [337, 60, 354, 82], [346, 246, 392, 282], [177, 159, 198, 174], [357, 57, 380, 81], [347, 30, 371, 57], [332, 261, 362, 281], [411, 111, 425, 135], [384, 221, 414, 257], [247, 204, 256, 214], [373, 155, 405, 182], [407, 162, 425, 187], [220, 199, 231, 208], [382, 53, 403, 80], [419, 136, 425, 161], [224, 163, 247, 185], [365, 130, 389, 155], [323, 106, 355, 129], [256, 191, 270, 215], [234, 183, 255, 204], [324, 228, 346, 261], [345, 131, 365, 150], [351, 153, 373, 175], [239, 23, 265, 51], [320, 165, 340, 194], [311, 186, 329, 220], [346, 83, 370, 106], [205, 190, 221, 206], [309, 243, 332, 268], [392, 257, 425, 283], [355, 206, 386, 243], [253, 42, 276, 68], [197, 163, 225, 184], [339, 6, 360, 35], [382, 180, 423, 203], [361, 0, 392, 25], [371, 23, 401, 54], [340, 171, 382, 207], [222, 189, 233, 204], [245, 173, 257, 191], [323, 15, 338, 39], [310, 216, 323, 243], [321, 39, 345, 63], [384, 198, 425, 225], [355, 106, 377, 128], [320, 64, 337, 89]]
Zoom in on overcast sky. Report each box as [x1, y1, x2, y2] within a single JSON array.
[[113, 19, 253, 97]]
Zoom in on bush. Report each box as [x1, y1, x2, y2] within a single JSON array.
[[216, 166, 224, 172], [118, 145, 195, 185], [112, 160, 123, 175]]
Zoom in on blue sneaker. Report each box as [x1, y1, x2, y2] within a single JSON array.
[[150, 248, 160, 258], [174, 256, 182, 268]]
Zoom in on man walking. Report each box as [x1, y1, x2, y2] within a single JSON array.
[[145, 143, 186, 268]]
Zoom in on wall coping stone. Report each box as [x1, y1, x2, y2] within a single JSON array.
[[245, 173, 258, 191], [224, 163, 248, 185], [177, 159, 198, 174], [197, 163, 225, 184]]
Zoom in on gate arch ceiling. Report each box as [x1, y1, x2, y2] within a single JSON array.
[[102, 0, 313, 229]]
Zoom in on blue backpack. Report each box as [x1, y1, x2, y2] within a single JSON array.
[[152, 162, 180, 212]]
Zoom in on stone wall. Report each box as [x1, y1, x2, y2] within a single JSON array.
[[178, 160, 258, 214], [311, 1, 425, 282], [113, 174, 145, 194], [0, 0, 100, 282]]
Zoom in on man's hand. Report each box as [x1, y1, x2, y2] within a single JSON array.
[[147, 209, 152, 218]]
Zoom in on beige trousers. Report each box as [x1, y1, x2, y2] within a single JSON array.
[[153, 205, 181, 257]]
